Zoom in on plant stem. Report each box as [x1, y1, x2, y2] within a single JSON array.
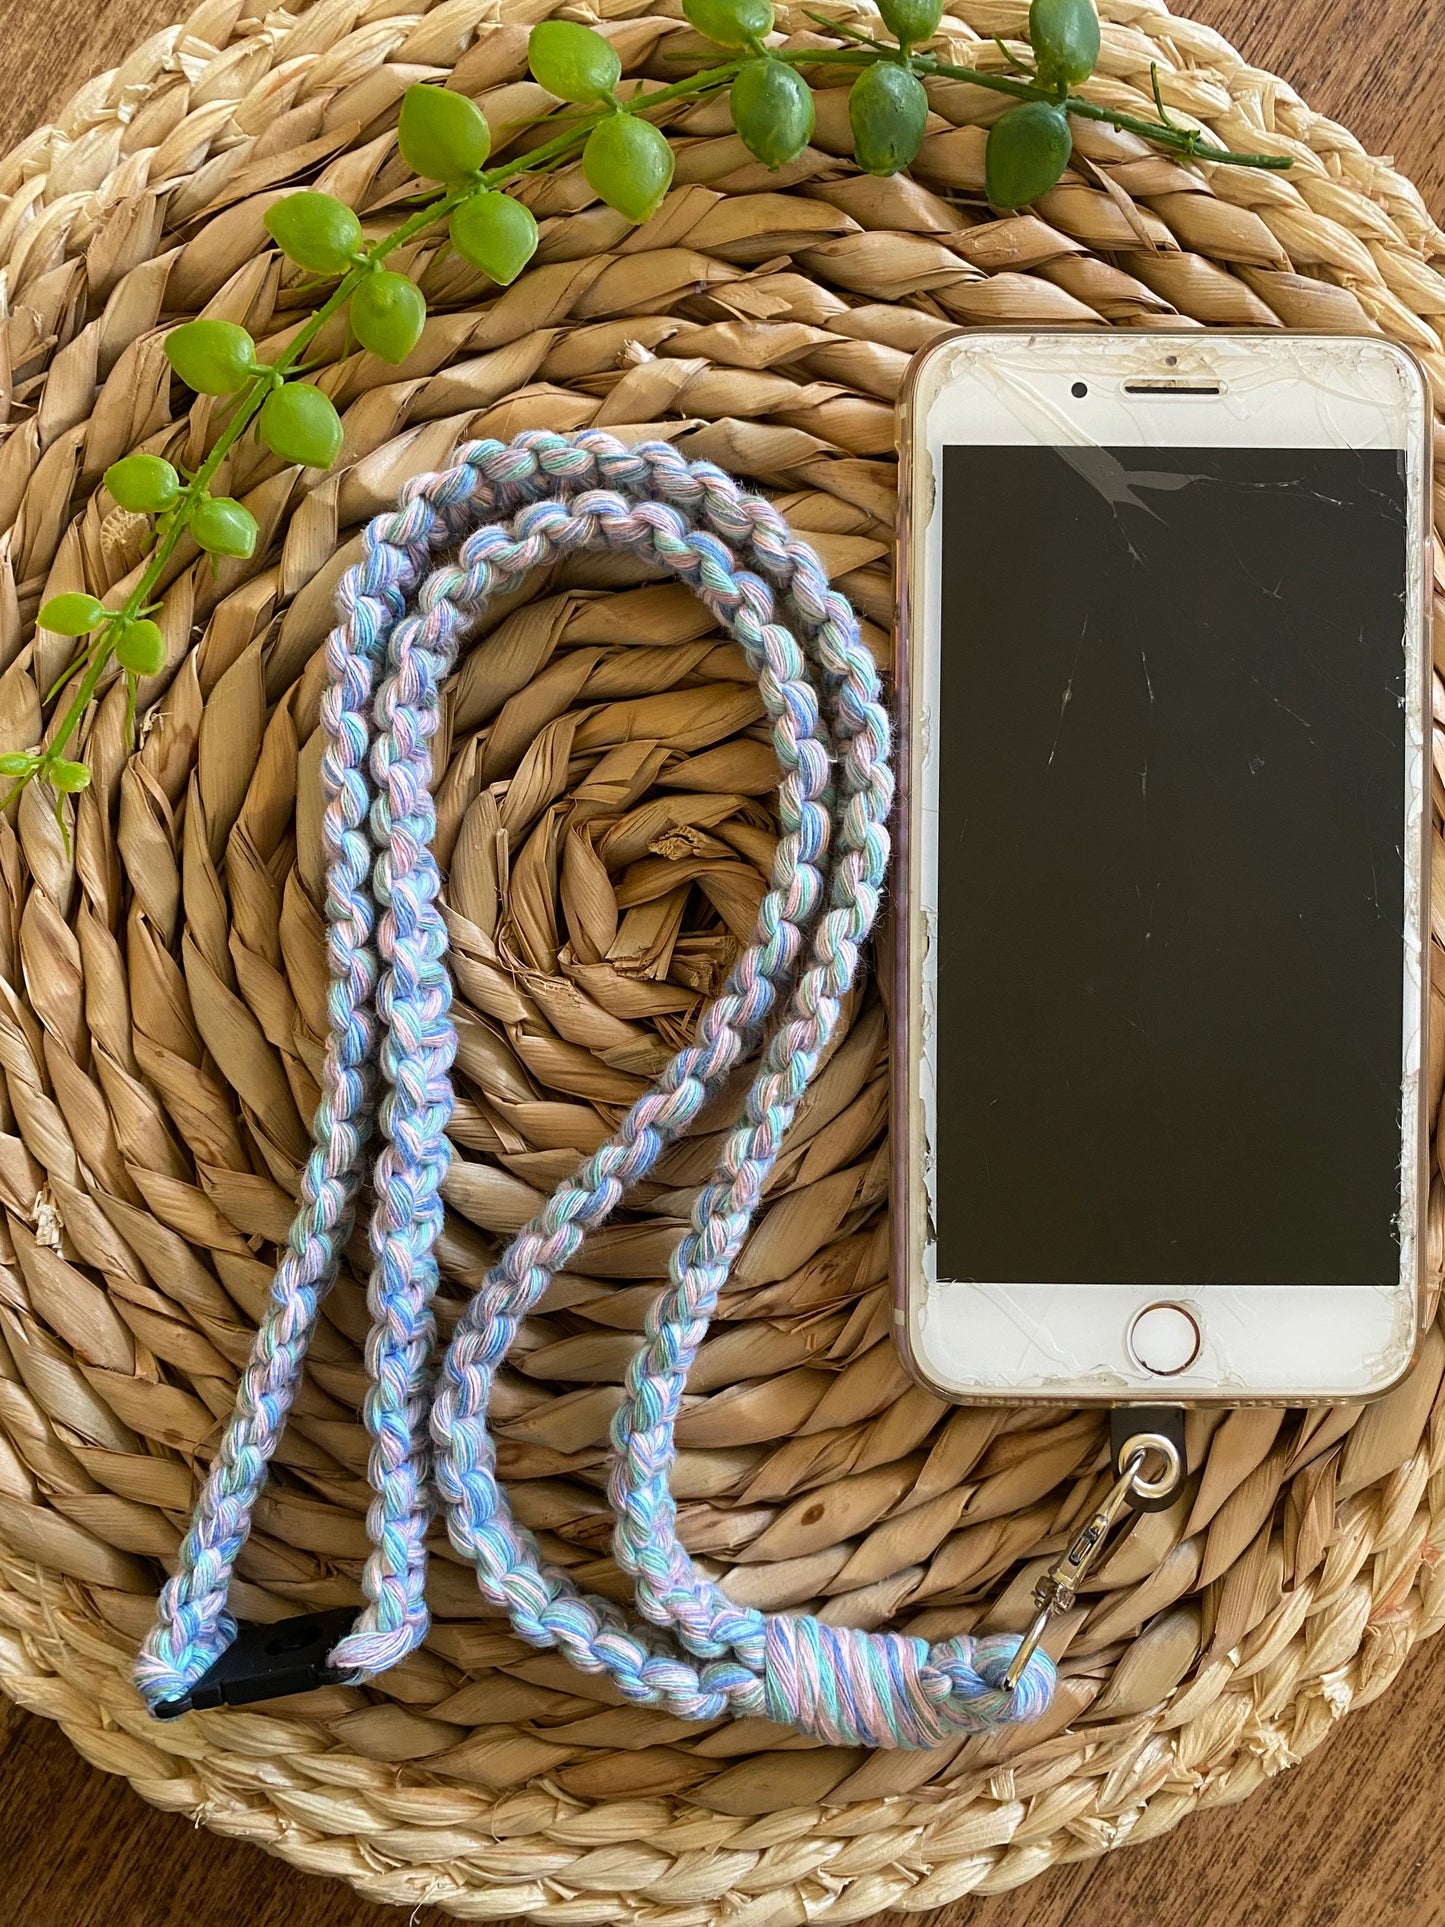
[[779, 45, 1292, 168], [43, 189, 460, 771], [33, 31, 1285, 786], [38, 61, 747, 779]]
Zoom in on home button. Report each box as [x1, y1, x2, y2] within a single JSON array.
[[1128, 1302, 1201, 1376]]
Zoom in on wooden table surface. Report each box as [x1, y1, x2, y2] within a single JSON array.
[[2, 1, 1443, 1922]]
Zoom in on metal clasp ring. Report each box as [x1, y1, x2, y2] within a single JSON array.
[[1002, 1430, 1183, 1693]]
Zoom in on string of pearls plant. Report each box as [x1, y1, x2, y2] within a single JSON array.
[[12, 0, 1288, 818]]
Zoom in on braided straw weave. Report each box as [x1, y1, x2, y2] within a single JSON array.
[[0, 0, 1443, 1913]]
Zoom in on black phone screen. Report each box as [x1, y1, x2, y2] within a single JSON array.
[[933, 443, 1411, 1288]]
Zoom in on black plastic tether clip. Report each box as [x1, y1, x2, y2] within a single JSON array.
[[152, 1608, 359, 1720]]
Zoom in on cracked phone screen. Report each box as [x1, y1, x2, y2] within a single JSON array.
[[936, 444, 1409, 1288]]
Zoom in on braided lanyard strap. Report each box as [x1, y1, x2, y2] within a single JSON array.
[[135, 430, 1056, 1748]]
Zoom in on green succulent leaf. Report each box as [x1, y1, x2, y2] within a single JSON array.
[[104, 454, 181, 514], [38, 592, 107, 636], [164, 319, 258, 395], [113, 618, 166, 677], [528, 20, 622, 104], [682, 0, 774, 49], [847, 60, 930, 176], [351, 271, 427, 362], [984, 98, 1073, 207], [1028, 0, 1101, 86], [398, 84, 492, 182], [583, 112, 675, 222], [0, 753, 34, 779], [191, 496, 259, 559], [729, 59, 815, 170], [257, 382, 345, 468], [449, 191, 540, 285], [876, 0, 944, 50], [49, 759, 91, 794], [264, 191, 364, 273]]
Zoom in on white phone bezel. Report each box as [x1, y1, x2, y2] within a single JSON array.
[[892, 329, 1433, 1405]]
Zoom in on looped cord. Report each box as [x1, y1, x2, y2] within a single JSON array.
[[135, 430, 1056, 1747]]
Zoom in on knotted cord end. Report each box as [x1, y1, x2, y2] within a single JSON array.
[[763, 1615, 1056, 1750]]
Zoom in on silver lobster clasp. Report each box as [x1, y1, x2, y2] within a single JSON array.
[[1003, 1429, 1183, 1693]]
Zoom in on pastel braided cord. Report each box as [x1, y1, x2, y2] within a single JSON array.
[[135, 430, 1056, 1748]]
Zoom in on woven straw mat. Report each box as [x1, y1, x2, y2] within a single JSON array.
[[1, 0, 1444, 1916]]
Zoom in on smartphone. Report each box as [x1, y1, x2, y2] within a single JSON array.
[[893, 330, 1432, 1404]]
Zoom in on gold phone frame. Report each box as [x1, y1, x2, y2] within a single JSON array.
[[889, 328, 1434, 1407]]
